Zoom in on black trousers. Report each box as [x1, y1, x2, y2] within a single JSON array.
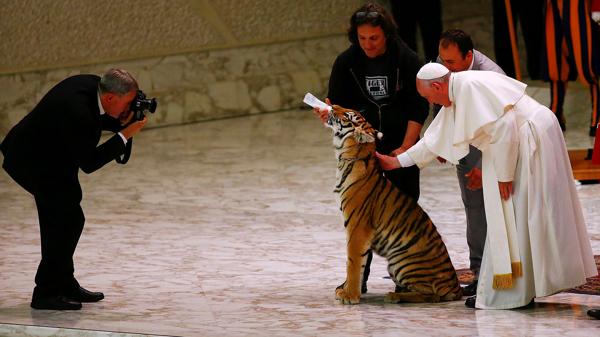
[[492, 0, 545, 79], [32, 193, 84, 297], [4, 165, 84, 298], [390, 0, 443, 63], [384, 165, 420, 201]]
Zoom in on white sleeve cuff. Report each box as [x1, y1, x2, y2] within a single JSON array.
[[118, 132, 128, 144], [397, 152, 415, 168]]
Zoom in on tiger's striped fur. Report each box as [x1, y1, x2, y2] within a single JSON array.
[[326, 105, 462, 304]]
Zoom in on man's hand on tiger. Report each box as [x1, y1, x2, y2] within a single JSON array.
[[465, 167, 483, 190], [375, 152, 401, 170]]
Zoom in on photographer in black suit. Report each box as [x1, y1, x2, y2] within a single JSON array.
[[1, 68, 148, 310]]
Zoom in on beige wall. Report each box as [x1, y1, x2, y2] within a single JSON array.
[[0, 0, 362, 74], [0, 0, 498, 138]]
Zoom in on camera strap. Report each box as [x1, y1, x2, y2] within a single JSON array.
[[116, 137, 133, 164]]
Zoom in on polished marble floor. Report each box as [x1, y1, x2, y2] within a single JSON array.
[[1, 83, 599, 336]]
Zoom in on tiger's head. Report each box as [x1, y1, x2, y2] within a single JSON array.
[[325, 105, 381, 160]]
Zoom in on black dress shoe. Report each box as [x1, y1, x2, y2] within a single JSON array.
[[462, 280, 478, 297], [465, 296, 476, 308], [65, 286, 104, 302], [588, 309, 600, 319], [31, 295, 82, 310], [464, 296, 535, 310], [513, 299, 535, 310]]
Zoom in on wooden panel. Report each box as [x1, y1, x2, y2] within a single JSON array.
[[569, 149, 600, 181]]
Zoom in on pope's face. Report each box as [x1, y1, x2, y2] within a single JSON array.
[[438, 43, 473, 72], [102, 90, 137, 119], [357, 24, 387, 58], [416, 79, 451, 107]]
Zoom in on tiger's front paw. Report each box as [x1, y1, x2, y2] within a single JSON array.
[[335, 287, 360, 304]]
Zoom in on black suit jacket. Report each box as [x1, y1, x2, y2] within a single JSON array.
[[0, 74, 126, 200]]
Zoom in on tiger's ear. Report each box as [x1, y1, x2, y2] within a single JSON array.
[[354, 126, 375, 143]]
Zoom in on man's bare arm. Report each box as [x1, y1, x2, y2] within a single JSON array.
[[391, 121, 422, 156]]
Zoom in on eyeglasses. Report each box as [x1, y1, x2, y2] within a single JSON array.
[[355, 11, 380, 21]]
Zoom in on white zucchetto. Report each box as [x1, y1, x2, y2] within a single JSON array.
[[416, 63, 450, 80]]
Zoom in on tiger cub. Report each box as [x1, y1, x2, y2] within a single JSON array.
[[325, 105, 462, 304]]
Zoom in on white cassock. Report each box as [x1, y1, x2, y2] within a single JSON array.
[[405, 71, 597, 309]]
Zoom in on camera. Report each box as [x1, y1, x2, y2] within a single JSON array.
[[130, 90, 157, 121]]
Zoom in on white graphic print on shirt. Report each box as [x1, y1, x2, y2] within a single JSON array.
[[365, 76, 389, 100]]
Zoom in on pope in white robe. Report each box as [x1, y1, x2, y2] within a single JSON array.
[[376, 63, 597, 309]]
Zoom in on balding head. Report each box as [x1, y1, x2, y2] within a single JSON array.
[[98, 68, 138, 96]]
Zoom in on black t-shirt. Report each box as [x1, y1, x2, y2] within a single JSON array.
[[364, 52, 392, 102]]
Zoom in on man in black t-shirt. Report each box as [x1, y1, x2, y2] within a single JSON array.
[[313, 2, 429, 294]]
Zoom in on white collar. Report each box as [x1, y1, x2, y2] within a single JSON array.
[[97, 92, 105, 115], [448, 73, 455, 103], [468, 52, 475, 70]]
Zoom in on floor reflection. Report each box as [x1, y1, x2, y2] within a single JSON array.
[[0, 82, 599, 336]]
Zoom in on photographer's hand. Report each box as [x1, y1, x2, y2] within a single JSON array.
[[119, 111, 134, 126], [120, 116, 148, 139]]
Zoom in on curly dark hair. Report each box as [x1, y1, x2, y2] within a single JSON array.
[[347, 2, 398, 46]]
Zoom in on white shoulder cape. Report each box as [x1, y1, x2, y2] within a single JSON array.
[[423, 71, 527, 164]]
